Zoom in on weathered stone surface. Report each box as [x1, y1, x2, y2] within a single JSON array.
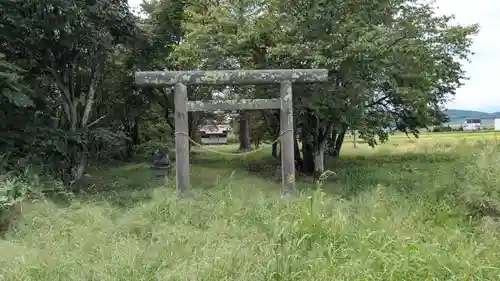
[[152, 149, 171, 168], [135, 69, 328, 86], [187, 98, 280, 112], [174, 82, 191, 197], [151, 149, 172, 182], [280, 80, 296, 196], [133, 68, 326, 198]]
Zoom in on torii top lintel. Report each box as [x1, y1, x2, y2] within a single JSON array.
[[135, 69, 329, 86]]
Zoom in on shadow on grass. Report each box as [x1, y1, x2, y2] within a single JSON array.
[[75, 148, 465, 207], [78, 163, 164, 208], [197, 150, 465, 198], [323, 151, 465, 198]]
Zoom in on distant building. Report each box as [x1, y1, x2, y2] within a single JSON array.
[[462, 118, 483, 131], [495, 118, 500, 131], [199, 124, 232, 145]]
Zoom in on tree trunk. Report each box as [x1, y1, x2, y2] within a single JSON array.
[[125, 137, 133, 160], [48, 49, 105, 191], [332, 129, 346, 158], [254, 136, 260, 149], [300, 131, 327, 181], [294, 137, 301, 159], [252, 127, 262, 149], [352, 130, 357, 148], [272, 142, 278, 159], [294, 136, 302, 171], [327, 132, 337, 156], [125, 116, 140, 160], [132, 116, 140, 145], [301, 141, 314, 175], [238, 111, 251, 151], [69, 150, 88, 192], [313, 146, 325, 181], [188, 112, 197, 153]]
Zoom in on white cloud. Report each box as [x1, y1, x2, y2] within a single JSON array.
[[435, 0, 500, 112], [127, 0, 499, 111]]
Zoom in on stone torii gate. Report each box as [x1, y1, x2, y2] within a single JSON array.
[[135, 69, 328, 197]]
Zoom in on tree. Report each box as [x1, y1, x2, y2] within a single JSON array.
[[0, 54, 33, 108], [145, 0, 476, 180], [0, 0, 139, 188], [165, 0, 276, 151], [262, 0, 477, 178]]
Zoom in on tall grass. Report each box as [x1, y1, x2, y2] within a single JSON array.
[[1, 139, 500, 280]]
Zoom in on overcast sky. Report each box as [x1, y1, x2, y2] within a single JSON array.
[[128, 0, 500, 112], [435, 0, 500, 112]]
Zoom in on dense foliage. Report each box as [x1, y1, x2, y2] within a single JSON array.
[[0, 0, 478, 186]]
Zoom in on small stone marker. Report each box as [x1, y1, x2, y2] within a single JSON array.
[[135, 69, 328, 198], [151, 148, 172, 184]]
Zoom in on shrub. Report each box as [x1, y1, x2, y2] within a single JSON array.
[[432, 125, 454, 132], [0, 166, 69, 236], [0, 174, 31, 236], [227, 133, 237, 144], [450, 142, 500, 219], [133, 140, 175, 162], [432, 126, 443, 132]]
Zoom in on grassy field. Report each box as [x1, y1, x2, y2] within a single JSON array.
[[2, 131, 500, 280]]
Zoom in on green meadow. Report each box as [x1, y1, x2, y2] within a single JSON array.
[[2, 131, 500, 280]]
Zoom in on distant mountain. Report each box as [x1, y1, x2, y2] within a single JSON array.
[[445, 109, 500, 126]]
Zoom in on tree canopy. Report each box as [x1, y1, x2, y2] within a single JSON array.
[[0, 0, 478, 187]]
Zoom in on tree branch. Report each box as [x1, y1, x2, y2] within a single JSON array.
[[82, 50, 106, 127], [368, 95, 390, 107]]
